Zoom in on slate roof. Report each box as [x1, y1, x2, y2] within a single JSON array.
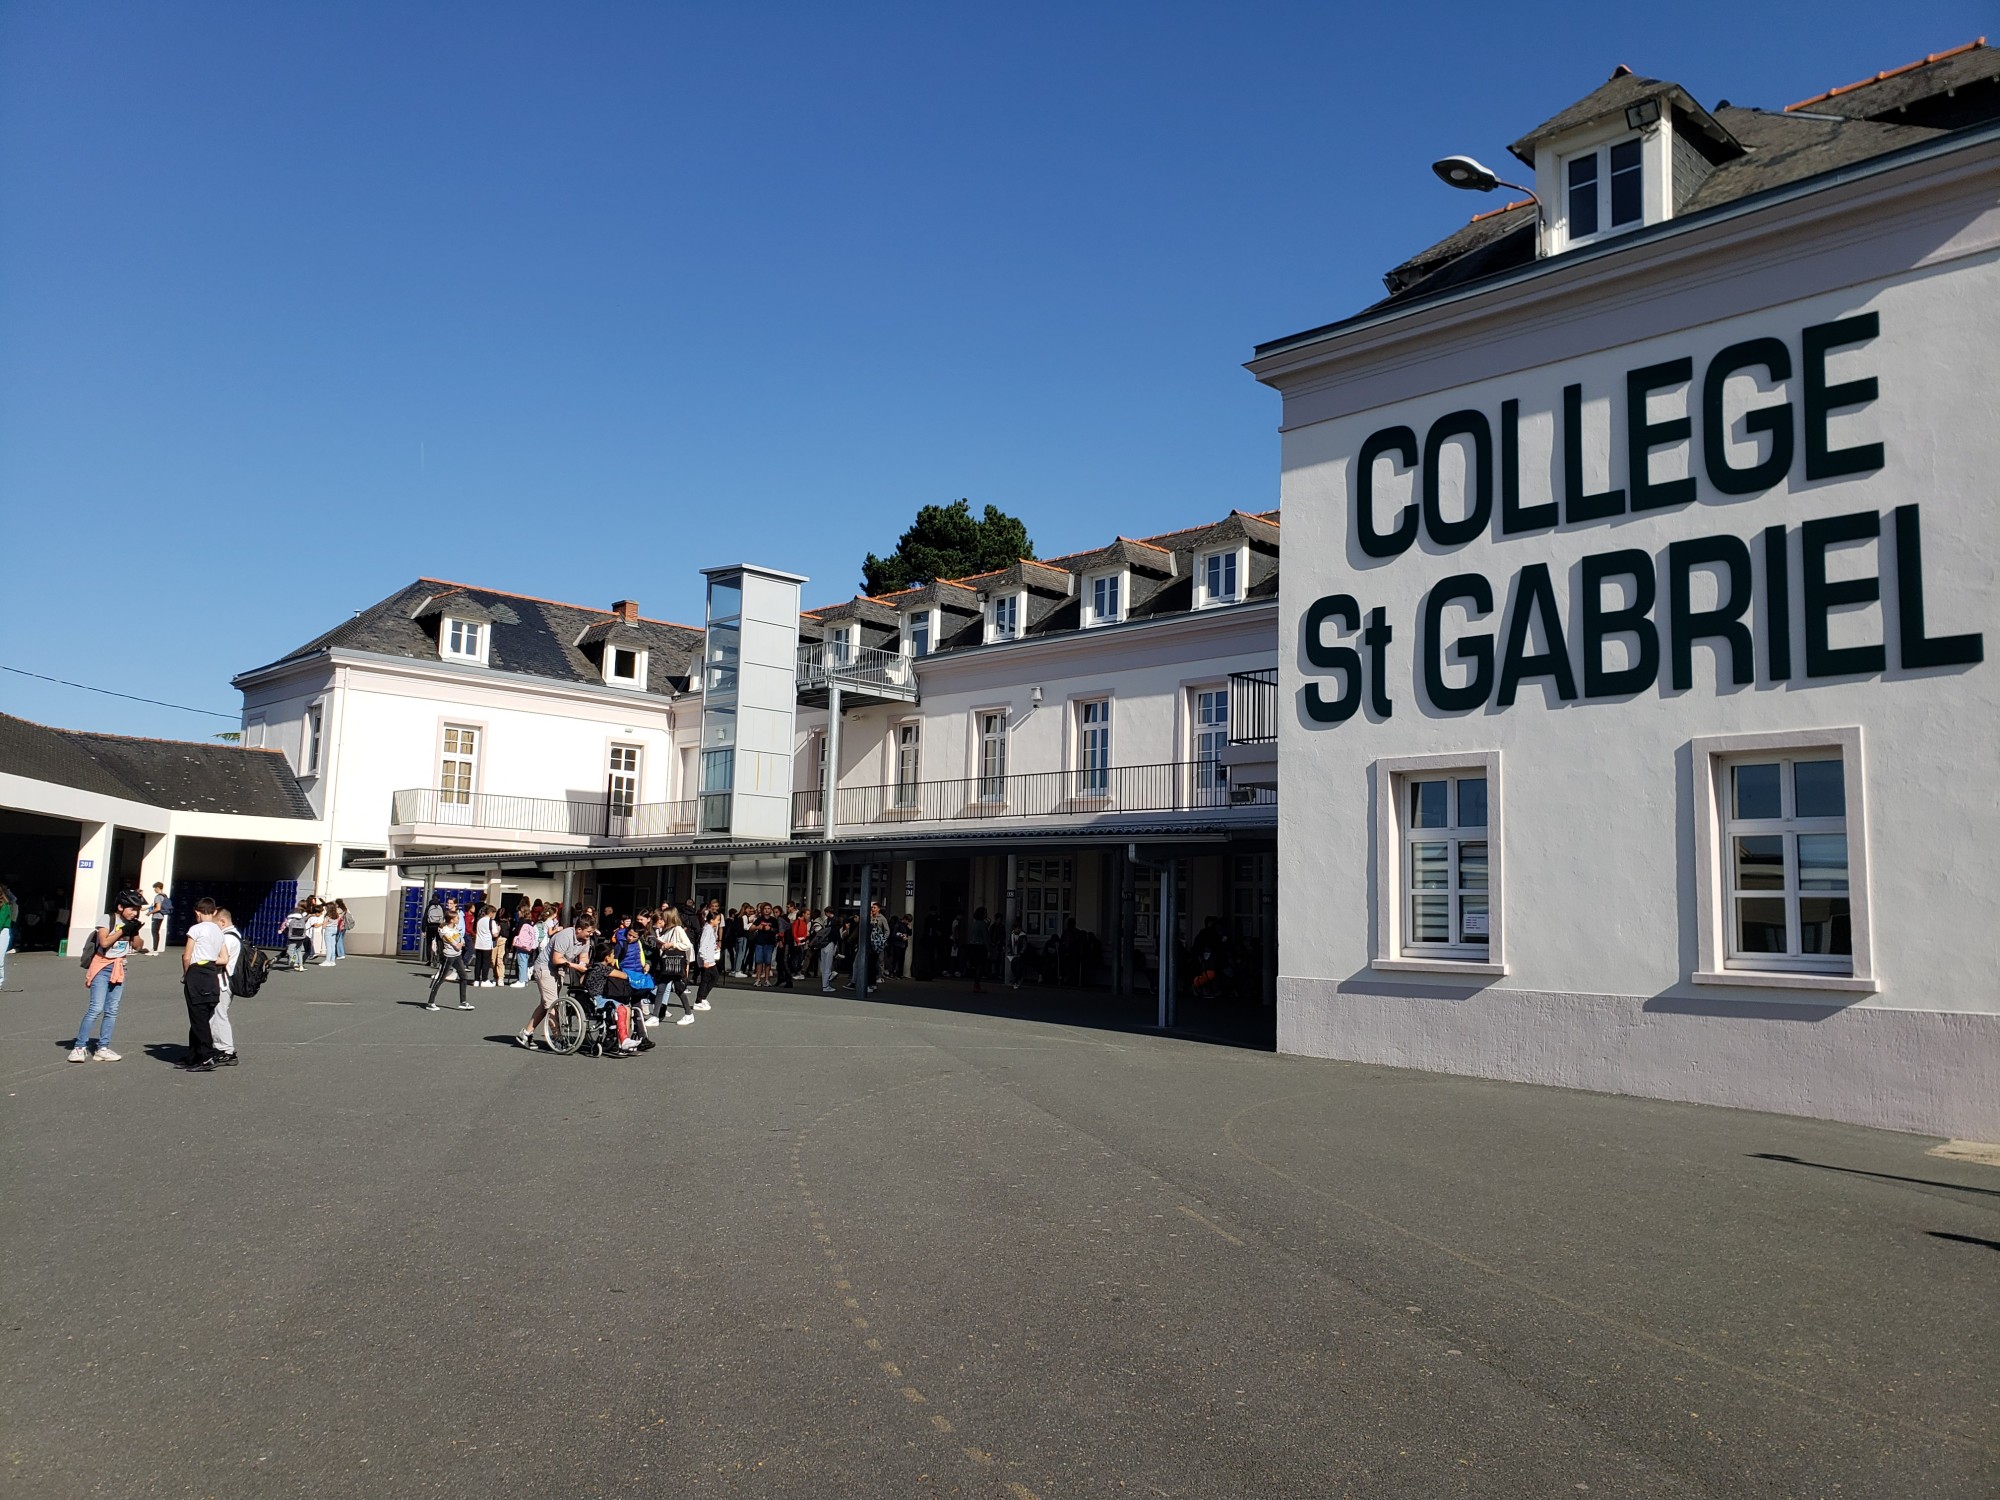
[[243, 580, 706, 697], [0, 711, 315, 819], [1362, 43, 2000, 313]]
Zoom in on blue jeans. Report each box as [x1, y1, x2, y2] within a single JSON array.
[[76, 970, 124, 1051], [514, 951, 531, 984], [0, 927, 10, 987], [333, 928, 346, 960]]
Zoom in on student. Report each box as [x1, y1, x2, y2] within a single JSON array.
[[325, 899, 347, 968], [209, 907, 243, 1066], [815, 907, 840, 994], [0, 883, 15, 990], [422, 894, 445, 965], [473, 903, 499, 987], [966, 906, 990, 994], [1007, 920, 1028, 989], [425, 898, 475, 1011], [146, 882, 169, 957], [579, 941, 643, 1055], [306, 899, 328, 965], [656, 908, 696, 1025], [283, 901, 311, 971], [179, 896, 229, 1070], [694, 910, 722, 1010], [72, 894, 143, 1062], [509, 908, 538, 987]]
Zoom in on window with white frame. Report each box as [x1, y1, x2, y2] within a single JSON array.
[[607, 744, 641, 819], [1564, 136, 1643, 244], [605, 645, 646, 687], [1692, 729, 1870, 989], [304, 704, 324, 776], [1724, 758, 1851, 969], [1077, 699, 1111, 797], [439, 724, 479, 805], [906, 610, 932, 658], [244, 714, 266, 749], [1371, 752, 1503, 973], [442, 617, 486, 663], [988, 594, 1020, 643], [977, 711, 1008, 802], [1191, 688, 1229, 804], [1199, 550, 1239, 607], [1089, 573, 1122, 626], [1402, 774, 1489, 953], [894, 722, 921, 808], [830, 625, 856, 667]]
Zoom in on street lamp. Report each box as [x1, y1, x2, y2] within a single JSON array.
[[1431, 155, 1544, 255]]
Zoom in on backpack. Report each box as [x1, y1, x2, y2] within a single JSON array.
[[512, 922, 537, 951], [229, 933, 271, 997], [285, 911, 308, 940]]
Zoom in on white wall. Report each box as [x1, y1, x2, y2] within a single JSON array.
[[1266, 161, 2000, 1137]]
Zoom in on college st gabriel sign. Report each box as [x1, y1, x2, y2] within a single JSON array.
[[1303, 312, 1983, 722]]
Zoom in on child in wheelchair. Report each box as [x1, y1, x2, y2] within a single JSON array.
[[577, 941, 651, 1057]]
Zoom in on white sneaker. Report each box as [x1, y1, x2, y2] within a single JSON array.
[[693, 999, 711, 1011], [68, 1046, 89, 1063], [675, 1013, 695, 1025], [91, 1048, 122, 1062], [619, 1038, 642, 1051]]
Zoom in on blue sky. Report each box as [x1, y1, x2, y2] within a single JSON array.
[[1, 1, 1984, 738]]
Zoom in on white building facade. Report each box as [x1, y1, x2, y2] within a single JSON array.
[[1251, 57, 1999, 1136]]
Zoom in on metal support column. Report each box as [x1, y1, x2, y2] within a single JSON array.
[[819, 682, 841, 912], [855, 859, 872, 999]]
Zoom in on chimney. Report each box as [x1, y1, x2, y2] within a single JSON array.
[[612, 599, 640, 624]]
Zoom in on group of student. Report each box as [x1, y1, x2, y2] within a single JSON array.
[[68, 892, 250, 1071], [280, 897, 351, 970]]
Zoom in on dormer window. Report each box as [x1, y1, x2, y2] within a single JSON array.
[[1087, 572, 1124, 627], [1565, 137, 1644, 243], [604, 645, 648, 688], [1199, 550, 1240, 608], [442, 617, 487, 664], [906, 610, 933, 658], [988, 593, 1021, 643], [830, 624, 857, 666]]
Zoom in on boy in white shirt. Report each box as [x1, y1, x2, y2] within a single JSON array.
[[180, 897, 229, 1071]]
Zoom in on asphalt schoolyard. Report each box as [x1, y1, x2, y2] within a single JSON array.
[[3, 950, 1994, 1498]]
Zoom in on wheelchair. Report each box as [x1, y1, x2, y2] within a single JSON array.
[[544, 977, 659, 1057]]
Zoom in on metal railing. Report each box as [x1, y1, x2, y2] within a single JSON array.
[[796, 640, 919, 700], [1228, 668, 1278, 744], [390, 789, 695, 840], [809, 759, 1273, 830], [793, 786, 825, 831]]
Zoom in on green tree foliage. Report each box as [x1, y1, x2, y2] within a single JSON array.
[[861, 499, 1034, 596]]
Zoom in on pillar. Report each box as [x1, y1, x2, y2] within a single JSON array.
[[68, 820, 115, 957]]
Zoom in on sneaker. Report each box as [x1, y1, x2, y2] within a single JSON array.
[[457, 1000, 476, 1011], [675, 1012, 695, 1025], [185, 1057, 220, 1072], [215, 1052, 240, 1067], [68, 1046, 88, 1063], [510, 980, 527, 988], [423, 1001, 441, 1012], [619, 1037, 642, 1051], [515, 1028, 535, 1048], [91, 1048, 122, 1062], [693, 999, 711, 1011]]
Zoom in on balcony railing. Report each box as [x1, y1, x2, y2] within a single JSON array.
[[795, 640, 920, 700], [391, 789, 695, 840], [1228, 668, 1278, 744], [793, 758, 1273, 831]]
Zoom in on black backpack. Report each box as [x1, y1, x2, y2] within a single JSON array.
[[229, 934, 271, 997]]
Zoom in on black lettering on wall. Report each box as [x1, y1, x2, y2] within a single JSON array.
[[1422, 574, 1496, 712], [1363, 608, 1394, 720], [1498, 399, 1555, 536], [1703, 338, 1794, 496], [1579, 549, 1659, 697], [1762, 524, 1792, 680], [1356, 427, 1420, 559], [1626, 357, 1697, 513], [1892, 505, 1983, 669], [1667, 535, 1755, 691], [1302, 594, 1362, 723], [1800, 510, 1885, 678], [1422, 410, 1494, 548], [1802, 313, 1885, 481], [1496, 564, 1578, 706], [1563, 384, 1625, 524]]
